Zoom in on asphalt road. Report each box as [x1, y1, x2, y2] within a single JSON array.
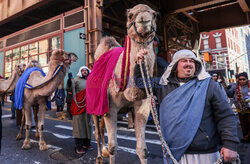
[[0, 103, 163, 164]]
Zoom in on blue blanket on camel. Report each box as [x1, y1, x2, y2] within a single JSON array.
[[159, 78, 210, 164], [14, 67, 51, 110]]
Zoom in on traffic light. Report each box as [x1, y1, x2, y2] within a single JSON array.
[[204, 52, 212, 62]]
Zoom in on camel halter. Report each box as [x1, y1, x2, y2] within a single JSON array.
[[128, 17, 156, 47], [138, 58, 178, 164]]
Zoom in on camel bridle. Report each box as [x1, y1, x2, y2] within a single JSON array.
[[127, 13, 156, 47]]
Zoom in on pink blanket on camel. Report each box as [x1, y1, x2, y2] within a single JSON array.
[[86, 47, 124, 115]]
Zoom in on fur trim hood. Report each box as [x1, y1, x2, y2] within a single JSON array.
[[159, 49, 210, 85]]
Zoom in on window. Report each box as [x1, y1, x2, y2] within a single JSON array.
[[217, 55, 225, 69], [203, 39, 209, 49], [4, 35, 61, 77], [215, 37, 221, 49]]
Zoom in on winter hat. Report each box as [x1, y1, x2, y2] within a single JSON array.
[[238, 72, 248, 79]]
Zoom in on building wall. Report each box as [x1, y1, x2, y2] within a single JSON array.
[[0, 51, 3, 76], [63, 27, 86, 78], [0, 7, 85, 79]]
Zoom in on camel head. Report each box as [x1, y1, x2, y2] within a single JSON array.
[[50, 49, 78, 67], [15, 63, 24, 76], [126, 4, 157, 43]]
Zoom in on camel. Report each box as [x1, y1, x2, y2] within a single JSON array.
[[0, 64, 24, 95], [16, 61, 44, 140], [20, 50, 78, 150], [92, 4, 157, 164]]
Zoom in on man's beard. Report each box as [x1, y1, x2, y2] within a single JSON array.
[[82, 74, 88, 79]]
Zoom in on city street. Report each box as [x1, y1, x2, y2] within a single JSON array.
[[0, 102, 163, 164]]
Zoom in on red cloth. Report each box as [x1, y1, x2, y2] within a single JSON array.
[[86, 47, 124, 116], [70, 89, 86, 115]]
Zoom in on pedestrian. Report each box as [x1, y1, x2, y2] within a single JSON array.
[[135, 49, 239, 164], [55, 81, 65, 119], [68, 66, 93, 154], [66, 73, 73, 120], [10, 91, 16, 119], [212, 73, 228, 99], [228, 72, 250, 142]]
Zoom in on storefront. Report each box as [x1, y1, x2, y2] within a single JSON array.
[[0, 7, 85, 78]]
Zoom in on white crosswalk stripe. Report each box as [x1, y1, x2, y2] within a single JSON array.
[[2, 114, 12, 118]]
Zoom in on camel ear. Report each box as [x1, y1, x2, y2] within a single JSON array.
[[153, 12, 159, 20], [127, 9, 133, 20]]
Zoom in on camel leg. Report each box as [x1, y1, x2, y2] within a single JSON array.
[[93, 115, 103, 164], [128, 109, 134, 129], [22, 104, 32, 150], [33, 105, 39, 138], [134, 100, 151, 164], [104, 108, 118, 164], [38, 102, 48, 151], [16, 109, 25, 140], [100, 116, 109, 157]]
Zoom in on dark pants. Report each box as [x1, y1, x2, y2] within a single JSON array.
[[238, 113, 250, 140], [56, 105, 64, 112], [74, 138, 90, 149], [11, 101, 15, 118], [67, 103, 72, 119]]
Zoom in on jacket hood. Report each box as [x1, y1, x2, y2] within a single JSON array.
[[159, 49, 210, 85]]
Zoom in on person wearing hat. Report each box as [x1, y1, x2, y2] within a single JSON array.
[[135, 49, 239, 164], [228, 72, 250, 142], [67, 66, 93, 154]]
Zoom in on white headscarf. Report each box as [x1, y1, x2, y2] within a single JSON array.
[[77, 66, 91, 77], [159, 49, 210, 85]]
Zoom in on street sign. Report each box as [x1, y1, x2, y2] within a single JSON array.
[[79, 33, 86, 40]]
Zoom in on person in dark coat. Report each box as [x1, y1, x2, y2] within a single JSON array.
[[55, 88, 65, 113], [135, 49, 239, 164], [10, 91, 16, 119], [66, 73, 73, 120]]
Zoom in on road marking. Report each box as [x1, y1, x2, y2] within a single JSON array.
[[31, 129, 72, 139], [2, 114, 11, 118], [53, 125, 161, 145], [30, 139, 62, 151], [55, 125, 73, 130], [117, 121, 156, 128], [55, 124, 159, 135], [91, 141, 137, 155]]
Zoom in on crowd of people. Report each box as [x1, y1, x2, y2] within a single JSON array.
[[1, 48, 250, 163]]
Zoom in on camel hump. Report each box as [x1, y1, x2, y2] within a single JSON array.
[[94, 36, 121, 61]]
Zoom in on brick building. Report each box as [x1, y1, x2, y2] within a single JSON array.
[[199, 27, 250, 81]]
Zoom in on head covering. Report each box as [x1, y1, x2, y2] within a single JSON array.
[[159, 49, 210, 85], [212, 73, 218, 77], [238, 72, 248, 79], [77, 66, 91, 77]]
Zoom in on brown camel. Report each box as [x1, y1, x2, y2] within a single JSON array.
[[92, 4, 157, 164], [16, 61, 44, 140], [0, 64, 24, 95], [21, 50, 78, 150]]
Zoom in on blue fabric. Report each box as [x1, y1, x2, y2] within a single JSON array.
[[14, 67, 51, 110], [160, 78, 210, 164]]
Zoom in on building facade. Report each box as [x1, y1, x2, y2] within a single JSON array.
[[0, 7, 85, 78], [199, 26, 250, 81]]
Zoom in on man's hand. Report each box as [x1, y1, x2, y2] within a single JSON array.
[[220, 147, 238, 162], [136, 49, 148, 64]]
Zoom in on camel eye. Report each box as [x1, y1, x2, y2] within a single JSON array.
[[128, 13, 133, 20]]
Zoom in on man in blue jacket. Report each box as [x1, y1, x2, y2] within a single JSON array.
[[135, 49, 239, 164]]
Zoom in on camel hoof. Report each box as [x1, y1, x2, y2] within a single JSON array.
[[22, 140, 31, 150], [16, 133, 23, 140], [128, 126, 134, 129], [96, 156, 104, 164], [39, 142, 49, 151], [102, 146, 109, 158]]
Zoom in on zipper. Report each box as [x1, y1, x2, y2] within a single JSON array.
[[199, 127, 209, 140]]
